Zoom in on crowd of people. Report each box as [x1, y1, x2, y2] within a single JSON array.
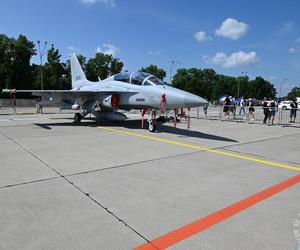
[[217, 96, 299, 125], [222, 96, 256, 121]]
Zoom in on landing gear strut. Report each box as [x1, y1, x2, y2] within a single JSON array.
[[148, 109, 156, 132], [74, 113, 82, 124]]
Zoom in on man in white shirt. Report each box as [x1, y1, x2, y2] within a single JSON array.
[[239, 97, 245, 115]]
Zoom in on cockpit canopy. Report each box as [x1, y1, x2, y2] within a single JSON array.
[[113, 71, 165, 86]]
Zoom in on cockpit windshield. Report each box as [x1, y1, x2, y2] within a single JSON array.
[[113, 72, 130, 83], [113, 71, 165, 86], [145, 76, 164, 85], [131, 72, 151, 85]]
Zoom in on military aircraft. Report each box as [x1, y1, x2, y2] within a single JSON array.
[[2, 53, 207, 132]]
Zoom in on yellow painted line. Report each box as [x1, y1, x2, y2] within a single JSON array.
[[98, 126, 300, 172]]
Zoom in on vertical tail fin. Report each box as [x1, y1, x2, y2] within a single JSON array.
[[70, 52, 88, 88]]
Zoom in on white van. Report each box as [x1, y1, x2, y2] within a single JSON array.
[[278, 101, 293, 110]]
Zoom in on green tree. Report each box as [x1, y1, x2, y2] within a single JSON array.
[[247, 77, 276, 99], [287, 87, 300, 99], [0, 34, 36, 90], [172, 68, 189, 90], [0, 34, 12, 89], [39, 45, 69, 89], [12, 35, 36, 90], [172, 67, 277, 100], [211, 74, 237, 100], [235, 76, 249, 98], [140, 64, 166, 80], [172, 68, 217, 100], [85, 52, 123, 81]]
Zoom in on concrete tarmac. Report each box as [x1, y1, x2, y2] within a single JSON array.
[[0, 108, 299, 250]]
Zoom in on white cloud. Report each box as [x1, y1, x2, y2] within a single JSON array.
[[269, 76, 277, 80], [148, 50, 165, 55], [288, 48, 299, 54], [96, 43, 119, 56], [215, 18, 249, 40], [80, 0, 115, 7], [194, 31, 212, 42], [203, 51, 259, 68], [276, 21, 296, 36]]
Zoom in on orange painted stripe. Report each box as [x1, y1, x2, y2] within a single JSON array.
[[134, 174, 300, 250]]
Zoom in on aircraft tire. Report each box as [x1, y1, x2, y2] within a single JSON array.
[[148, 122, 156, 132]]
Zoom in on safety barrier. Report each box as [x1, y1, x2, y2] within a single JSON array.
[[196, 105, 300, 127]]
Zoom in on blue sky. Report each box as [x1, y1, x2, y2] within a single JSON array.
[[1, 0, 300, 95]]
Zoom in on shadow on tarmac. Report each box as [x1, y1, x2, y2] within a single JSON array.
[[34, 118, 238, 143]]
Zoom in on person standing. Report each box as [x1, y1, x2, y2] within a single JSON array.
[[36, 97, 43, 114], [290, 98, 298, 123], [36, 98, 40, 113], [239, 97, 245, 115], [262, 97, 269, 123], [223, 96, 230, 119], [231, 97, 236, 118], [268, 99, 276, 125], [248, 99, 255, 121], [203, 103, 208, 117]]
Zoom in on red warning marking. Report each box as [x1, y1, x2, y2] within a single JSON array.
[[134, 174, 300, 250]]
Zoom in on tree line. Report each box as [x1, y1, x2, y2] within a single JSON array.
[[0, 34, 124, 92], [1, 33, 294, 101], [287, 87, 300, 100], [172, 68, 277, 101]]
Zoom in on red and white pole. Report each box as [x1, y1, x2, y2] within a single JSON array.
[[174, 109, 177, 128], [187, 108, 191, 129], [160, 94, 166, 112]]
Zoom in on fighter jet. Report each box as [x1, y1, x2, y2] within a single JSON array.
[[2, 53, 207, 132]]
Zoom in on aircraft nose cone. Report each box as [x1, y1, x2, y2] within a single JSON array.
[[184, 93, 208, 107]]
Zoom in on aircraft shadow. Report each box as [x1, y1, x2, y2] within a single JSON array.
[[34, 118, 238, 143]]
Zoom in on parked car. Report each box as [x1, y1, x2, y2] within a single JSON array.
[[278, 101, 293, 110]]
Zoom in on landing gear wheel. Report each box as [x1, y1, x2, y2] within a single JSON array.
[[74, 113, 82, 124], [148, 121, 156, 132]]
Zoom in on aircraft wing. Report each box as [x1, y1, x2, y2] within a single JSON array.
[[1, 88, 137, 107], [2, 88, 136, 99], [2, 88, 136, 95]]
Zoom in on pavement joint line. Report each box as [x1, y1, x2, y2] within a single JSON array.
[[65, 132, 300, 178], [0, 131, 63, 178], [0, 124, 34, 128], [222, 148, 300, 167], [217, 131, 300, 150], [1, 124, 299, 189], [64, 150, 201, 178], [0, 150, 200, 190], [0, 176, 60, 190], [63, 175, 155, 248], [1, 118, 299, 247], [133, 174, 300, 250], [97, 126, 300, 172], [11, 132, 103, 140], [0, 130, 152, 244]]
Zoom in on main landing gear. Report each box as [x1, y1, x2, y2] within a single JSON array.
[[74, 113, 82, 124], [148, 109, 157, 132]]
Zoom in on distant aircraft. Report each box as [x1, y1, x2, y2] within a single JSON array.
[[2, 53, 207, 132]]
